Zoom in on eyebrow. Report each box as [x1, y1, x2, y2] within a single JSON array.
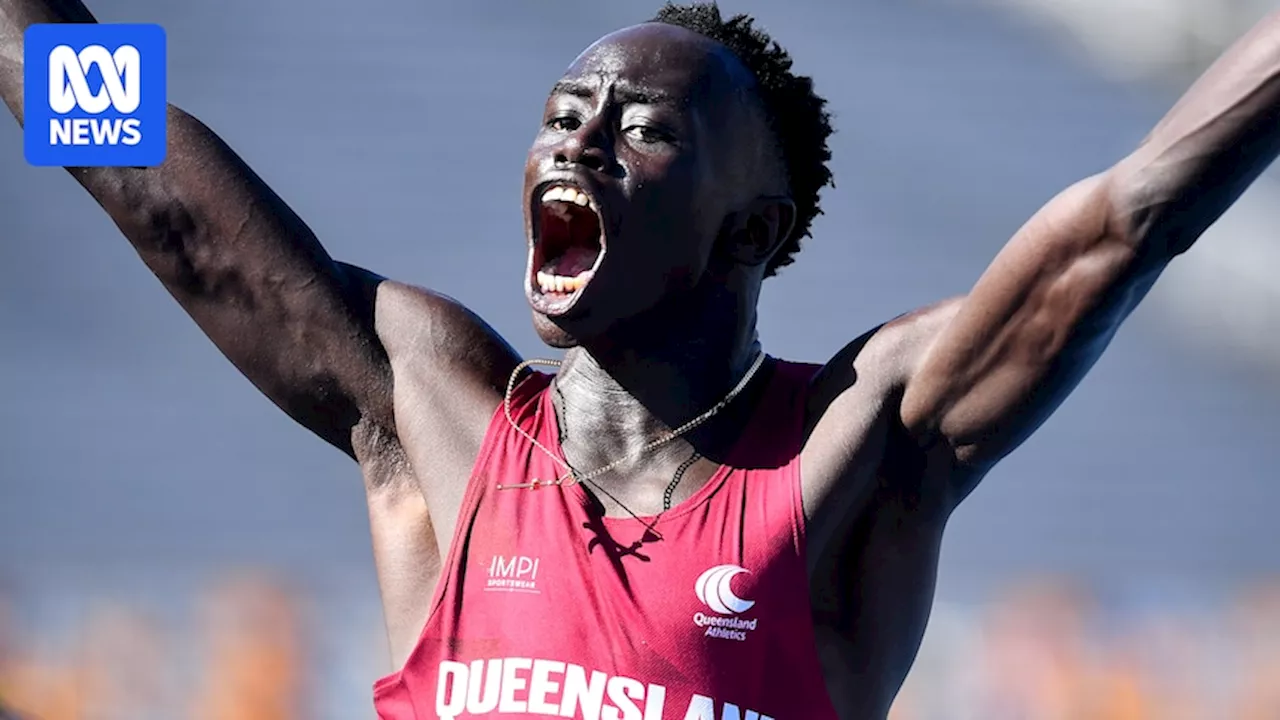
[[550, 78, 679, 106]]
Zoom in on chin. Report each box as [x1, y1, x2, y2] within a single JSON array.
[[531, 311, 582, 349]]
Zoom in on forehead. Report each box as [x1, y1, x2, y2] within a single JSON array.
[[559, 23, 755, 106]]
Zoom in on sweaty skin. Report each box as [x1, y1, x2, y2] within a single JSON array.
[[4, 3, 1280, 717]]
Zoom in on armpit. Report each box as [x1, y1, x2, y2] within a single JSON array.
[[352, 416, 412, 493]]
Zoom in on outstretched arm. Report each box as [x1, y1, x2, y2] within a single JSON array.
[[897, 10, 1280, 492], [1, 1, 515, 459]]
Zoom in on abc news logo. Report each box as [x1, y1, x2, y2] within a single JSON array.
[[47, 44, 143, 147], [24, 23, 166, 167]]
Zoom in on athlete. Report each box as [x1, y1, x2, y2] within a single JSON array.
[[3, 0, 1279, 717]]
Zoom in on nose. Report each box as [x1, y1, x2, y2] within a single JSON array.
[[554, 115, 615, 174]]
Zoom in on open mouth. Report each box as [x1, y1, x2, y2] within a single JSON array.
[[529, 184, 604, 310]]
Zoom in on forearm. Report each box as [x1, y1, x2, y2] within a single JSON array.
[[0, 0, 96, 124], [1112, 10, 1280, 258]]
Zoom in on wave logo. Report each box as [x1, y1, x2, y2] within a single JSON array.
[[693, 565, 758, 642], [695, 564, 755, 614], [24, 23, 167, 167]]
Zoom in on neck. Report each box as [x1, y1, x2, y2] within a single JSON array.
[[550, 295, 764, 476]]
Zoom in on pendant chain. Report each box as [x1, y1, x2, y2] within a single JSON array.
[[496, 351, 767, 533]]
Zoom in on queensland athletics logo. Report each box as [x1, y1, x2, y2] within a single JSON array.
[[693, 564, 758, 641], [23, 24, 166, 167]]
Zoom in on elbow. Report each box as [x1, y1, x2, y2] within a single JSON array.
[[84, 106, 205, 248], [119, 191, 221, 299], [1100, 161, 1199, 265], [114, 183, 203, 287]]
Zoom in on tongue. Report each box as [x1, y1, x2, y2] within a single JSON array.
[[549, 246, 598, 277]]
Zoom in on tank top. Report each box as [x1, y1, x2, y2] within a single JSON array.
[[373, 358, 839, 720]]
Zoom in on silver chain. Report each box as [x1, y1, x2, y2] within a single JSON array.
[[498, 350, 767, 492]]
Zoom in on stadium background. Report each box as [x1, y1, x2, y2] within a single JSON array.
[[1, 0, 1279, 717]]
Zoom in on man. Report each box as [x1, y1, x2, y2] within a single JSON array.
[[2, 0, 1278, 717]]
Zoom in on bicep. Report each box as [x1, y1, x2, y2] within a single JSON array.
[[69, 106, 392, 455], [895, 12, 1280, 473], [899, 172, 1163, 471]]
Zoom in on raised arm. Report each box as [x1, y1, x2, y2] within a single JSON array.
[[897, 11, 1280, 491], [1, 1, 514, 460]]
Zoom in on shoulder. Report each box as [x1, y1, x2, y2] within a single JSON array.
[[368, 279, 520, 378], [875, 296, 966, 375], [808, 296, 965, 408], [796, 297, 966, 522], [370, 279, 483, 348], [331, 265, 519, 382], [354, 274, 522, 452], [800, 297, 965, 480]]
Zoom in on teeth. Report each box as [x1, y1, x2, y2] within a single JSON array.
[[536, 270, 595, 294], [539, 185, 594, 210]]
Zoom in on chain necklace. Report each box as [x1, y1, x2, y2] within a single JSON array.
[[663, 450, 701, 511], [497, 351, 767, 534]]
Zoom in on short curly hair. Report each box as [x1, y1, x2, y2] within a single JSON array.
[[651, 2, 834, 276]]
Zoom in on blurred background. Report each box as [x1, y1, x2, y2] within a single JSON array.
[[1, 0, 1278, 717]]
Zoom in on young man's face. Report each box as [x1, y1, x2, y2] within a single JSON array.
[[522, 22, 773, 348]]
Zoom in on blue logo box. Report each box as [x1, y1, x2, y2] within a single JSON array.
[[24, 23, 166, 167]]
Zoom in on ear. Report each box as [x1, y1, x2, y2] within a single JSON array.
[[720, 196, 797, 268]]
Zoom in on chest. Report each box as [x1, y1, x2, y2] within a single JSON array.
[[409, 479, 835, 720], [459, 481, 803, 635]]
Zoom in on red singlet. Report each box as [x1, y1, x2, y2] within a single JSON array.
[[374, 359, 839, 720]]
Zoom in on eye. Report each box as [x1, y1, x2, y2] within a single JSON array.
[[625, 124, 673, 145], [548, 115, 582, 132]]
